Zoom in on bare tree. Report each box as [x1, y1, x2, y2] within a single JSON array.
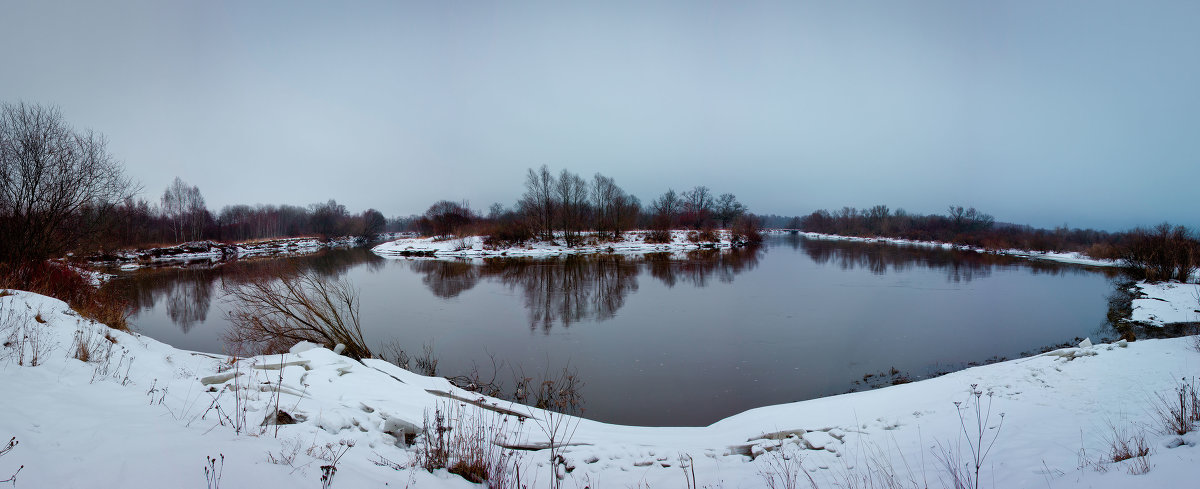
[[310, 199, 349, 238], [948, 205, 994, 233], [487, 202, 506, 220], [161, 177, 206, 242], [361, 208, 387, 240], [555, 169, 589, 246], [519, 165, 557, 240], [424, 200, 474, 238], [650, 189, 681, 224], [0, 102, 137, 261], [223, 268, 372, 360], [681, 185, 714, 229], [592, 173, 637, 240], [714, 193, 746, 228]]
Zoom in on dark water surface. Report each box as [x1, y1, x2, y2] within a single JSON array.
[[106, 235, 1118, 426]]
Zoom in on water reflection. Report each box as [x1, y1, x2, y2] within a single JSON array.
[[402, 249, 764, 331], [114, 238, 1113, 338], [645, 247, 762, 288], [482, 255, 641, 331], [795, 237, 1116, 283], [408, 260, 480, 299], [106, 248, 386, 332]]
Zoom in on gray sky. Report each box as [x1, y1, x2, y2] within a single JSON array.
[[3, 1, 1197, 231]]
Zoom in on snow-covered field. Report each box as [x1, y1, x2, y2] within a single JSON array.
[[372, 230, 734, 258], [2, 290, 1199, 488]]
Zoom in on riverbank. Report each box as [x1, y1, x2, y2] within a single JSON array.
[[84, 234, 401, 270], [2, 289, 1198, 488], [373, 229, 1123, 270], [783, 230, 1120, 268], [372, 230, 737, 258]]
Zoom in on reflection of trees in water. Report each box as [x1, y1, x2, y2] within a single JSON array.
[[795, 237, 1110, 283], [408, 260, 480, 298], [109, 268, 216, 333], [407, 249, 763, 331], [644, 246, 763, 288], [110, 248, 385, 333], [480, 256, 640, 332], [166, 271, 215, 332]]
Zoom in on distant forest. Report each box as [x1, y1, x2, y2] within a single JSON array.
[[763, 205, 1196, 282]]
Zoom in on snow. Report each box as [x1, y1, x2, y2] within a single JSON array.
[[372, 230, 736, 258], [88, 235, 398, 270], [1131, 281, 1200, 326], [784, 231, 1120, 268], [2, 289, 1199, 488]]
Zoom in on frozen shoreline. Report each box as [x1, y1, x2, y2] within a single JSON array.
[[2, 290, 1198, 488], [372, 229, 1122, 270], [372, 230, 738, 258], [85, 234, 400, 270], [786, 230, 1120, 268]]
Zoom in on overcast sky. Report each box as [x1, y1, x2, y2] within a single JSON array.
[[3, 1, 1197, 230]]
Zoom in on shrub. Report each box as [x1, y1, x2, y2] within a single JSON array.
[[1151, 377, 1199, 436], [414, 402, 521, 488], [0, 261, 130, 330], [223, 268, 371, 359], [687, 228, 719, 244], [731, 215, 764, 245], [644, 229, 672, 244], [1119, 224, 1198, 282], [1104, 422, 1151, 464], [483, 220, 533, 248]]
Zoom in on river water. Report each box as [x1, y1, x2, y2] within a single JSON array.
[[105, 235, 1118, 426]]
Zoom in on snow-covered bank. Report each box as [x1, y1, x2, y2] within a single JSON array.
[[1132, 281, 1200, 326], [2, 290, 1199, 488], [86, 234, 398, 270], [374, 229, 1122, 269], [372, 230, 736, 258], [785, 231, 1120, 268]]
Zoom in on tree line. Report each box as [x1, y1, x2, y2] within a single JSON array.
[[409, 165, 758, 247], [789, 205, 1198, 282], [100, 188, 391, 251]]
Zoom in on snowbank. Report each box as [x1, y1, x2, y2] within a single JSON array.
[[2, 290, 1198, 488], [372, 230, 735, 258], [1132, 281, 1200, 326]]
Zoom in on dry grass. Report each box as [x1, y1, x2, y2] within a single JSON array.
[[756, 446, 819, 489], [1151, 377, 1199, 436], [414, 402, 523, 488], [1099, 421, 1152, 474]]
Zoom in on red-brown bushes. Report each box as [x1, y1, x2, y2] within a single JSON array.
[[482, 220, 533, 248], [0, 261, 129, 330]]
